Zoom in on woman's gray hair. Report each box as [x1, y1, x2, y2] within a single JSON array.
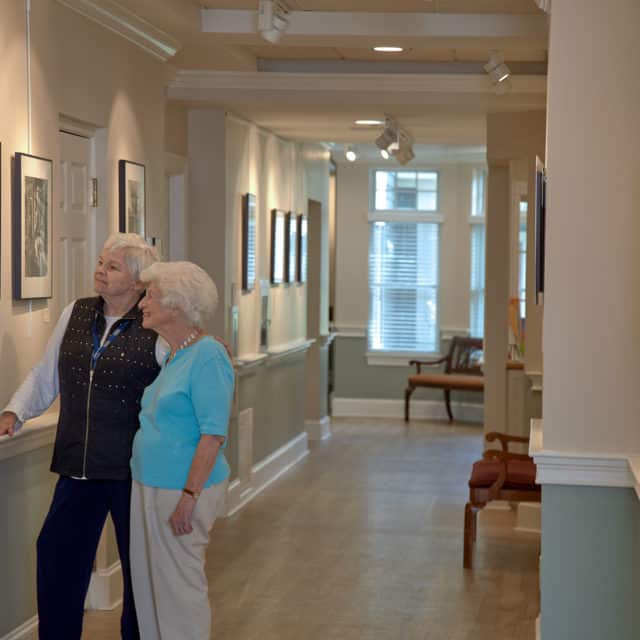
[[139, 261, 219, 329], [102, 233, 159, 280]]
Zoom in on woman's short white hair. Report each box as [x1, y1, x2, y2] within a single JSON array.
[[102, 233, 159, 280], [139, 261, 218, 329]]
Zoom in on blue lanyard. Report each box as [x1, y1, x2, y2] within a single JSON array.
[[91, 315, 132, 372]]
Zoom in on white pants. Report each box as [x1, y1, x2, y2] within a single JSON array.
[[130, 479, 228, 640]]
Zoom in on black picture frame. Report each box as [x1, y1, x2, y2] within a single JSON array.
[[242, 193, 257, 292], [13, 151, 53, 299], [285, 211, 297, 284], [118, 160, 146, 235], [270, 209, 286, 285], [297, 213, 308, 283], [534, 158, 546, 305]]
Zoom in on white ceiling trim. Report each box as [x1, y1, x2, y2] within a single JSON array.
[[56, 0, 181, 61], [201, 9, 548, 41], [168, 69, 547, 97]]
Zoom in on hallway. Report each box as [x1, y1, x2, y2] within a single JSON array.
[[83, 418, 540, 640]]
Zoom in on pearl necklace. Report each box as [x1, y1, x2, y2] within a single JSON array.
[[167, 331, 200, 363]]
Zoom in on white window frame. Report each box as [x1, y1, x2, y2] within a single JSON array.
[[367, 168, 443, 365]]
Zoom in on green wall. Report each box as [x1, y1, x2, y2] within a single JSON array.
[[541, 485, 640, 639], [0, 445, 56, 637], [333, 336, 483, 405]]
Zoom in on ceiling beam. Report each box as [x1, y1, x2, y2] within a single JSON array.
[[200, 9, 548, 46]]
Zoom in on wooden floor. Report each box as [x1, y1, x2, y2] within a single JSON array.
[[83, 418, 540, 639]]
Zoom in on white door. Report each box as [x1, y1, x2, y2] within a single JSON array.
[[58, 131, 93, 308]]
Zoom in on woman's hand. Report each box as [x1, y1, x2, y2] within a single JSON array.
[[0, 412, 18, 437], [168, 494, 196, 536]]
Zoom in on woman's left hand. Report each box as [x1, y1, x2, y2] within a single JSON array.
[[169, 494, 196, 536]]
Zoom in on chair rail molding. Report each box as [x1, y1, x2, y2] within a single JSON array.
[[55, 0, 181, 61], [530, 419, 636, 489], [0, 411, 57, 461]]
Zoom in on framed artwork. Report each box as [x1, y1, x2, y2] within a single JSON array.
[[13, 152, 53, 299], [297, 213, 308, 283], [242, 193, 257, 292], [270, 208, 285, 285], [285, 211, 297, 284], [118, 160, 146, 235]]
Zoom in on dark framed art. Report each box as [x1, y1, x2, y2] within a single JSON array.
[[242, 193, 257, 292], [534, 157, 546, 305], [118, 160, 146, 235], [270, 208, 286, 285], [285, 211, 297, 284], [297, 213, 308, 283], [13, 151, 53, 299]]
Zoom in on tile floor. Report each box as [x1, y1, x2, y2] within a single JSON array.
[[82, 418, 540, 639]]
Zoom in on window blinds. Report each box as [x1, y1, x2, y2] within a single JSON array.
[[469, 224, 485, 338], [368, 221, 439, 352]]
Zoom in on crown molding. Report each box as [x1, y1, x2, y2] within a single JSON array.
[[168, 69, 547, 99], [56, 0, 181, 62]]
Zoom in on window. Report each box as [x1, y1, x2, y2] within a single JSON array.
[[368, 221, 440, 353], [373, 170, 438, 212], [469, 168, 486, 338], [518, 199, 528, 318]]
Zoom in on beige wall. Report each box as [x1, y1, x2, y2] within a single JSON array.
[[225, 116, 330, 355], [543, 0, 640, 453], [334, 157, 485, 337], [0, 1, 172, 633], [0, 0, 169, 406]]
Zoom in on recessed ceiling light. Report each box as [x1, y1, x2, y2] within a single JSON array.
[[373, 46, 404, 53], [380, 149, 390, 160], [354, 119, 384, 126]]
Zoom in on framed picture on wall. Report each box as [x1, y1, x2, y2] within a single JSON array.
[[13, 152, 53, 299], [118, 160, 146, 236], [297, 213, 308, 283], [242, 193, 257, 292], [270, 209, 286, 285], [285, 211, 297, 284]]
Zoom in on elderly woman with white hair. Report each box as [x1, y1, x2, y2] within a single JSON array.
[[0, 232, 165, 640], [130, 261, 234, 640]]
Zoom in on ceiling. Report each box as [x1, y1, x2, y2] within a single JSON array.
[[117, 0, 549, 148]]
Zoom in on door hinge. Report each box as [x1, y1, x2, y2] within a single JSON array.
[[89, 178, 98, 207]]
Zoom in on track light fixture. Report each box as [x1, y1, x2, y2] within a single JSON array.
[[373, 115, 414, 165], [484, 51, 511, 85], [344, 145, 357, 162], [391, 130, 414, 166], [257, 0, 290, 44], [374, 115, 398, 153]]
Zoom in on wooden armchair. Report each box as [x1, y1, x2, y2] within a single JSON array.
[[405, 336, 484, 422], [463, 431, 541, 569]]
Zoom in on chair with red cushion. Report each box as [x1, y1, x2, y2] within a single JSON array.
[[464, 431, 540, 569]]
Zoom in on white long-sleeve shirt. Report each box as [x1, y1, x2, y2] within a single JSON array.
[[4, 301, 168, 431]]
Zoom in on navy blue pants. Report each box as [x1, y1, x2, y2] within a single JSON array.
[[36, 476, 139, 640]]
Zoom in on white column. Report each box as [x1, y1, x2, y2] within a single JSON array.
[[543, 0, 640, 453]]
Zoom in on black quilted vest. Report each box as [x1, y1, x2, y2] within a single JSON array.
[[51, 296, 160, 480]]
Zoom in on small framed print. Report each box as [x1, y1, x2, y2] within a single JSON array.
[[242, 194, 257, 292], [297, 213, 308, 283], [270, 209, 286, 285], [118, 160, 146, 235], [285, 211, 297, 284], [13, 152, 53, 299]]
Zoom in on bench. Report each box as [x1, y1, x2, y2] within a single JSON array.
[[404, 336, 484, 422]]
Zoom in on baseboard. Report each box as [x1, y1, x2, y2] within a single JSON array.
[[0, 617, 38, 640], [515, 502, 541, 534], [332, 397, 483, 423], [305, 417, 332, 441], [85, 561, 123, 611], [225, 432, 309, 516]]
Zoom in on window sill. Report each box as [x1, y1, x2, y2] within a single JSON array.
[[365, 351, 441, 367]]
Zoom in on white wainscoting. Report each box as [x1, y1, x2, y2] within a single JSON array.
[[226, 432, 309, 516], [85, 561, 123, 611], [0, 617, 38, 640], [332, 397, 483, 424]]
